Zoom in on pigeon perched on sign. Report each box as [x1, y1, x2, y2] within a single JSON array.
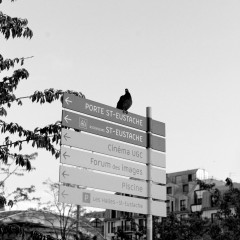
[[116, 89, 132, 114]]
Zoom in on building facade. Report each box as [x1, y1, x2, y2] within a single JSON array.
[[104, 210, 147, 240], [84, 211, 106, 237], [166, 168, 210, 218], [103, 168, 240, 240], [166, 168, 240, 222]]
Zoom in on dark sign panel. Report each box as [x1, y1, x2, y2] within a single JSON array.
[[151, 135, 166, 152], [62, 110, 165, 151], [62, 109, 146, 147], [151, 119, 165, 137], [63, 93, 165, 137]]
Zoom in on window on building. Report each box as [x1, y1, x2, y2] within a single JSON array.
[[125, 212, 133, 218], [167, 201, 170, 213], [139, 219, 145, 227], [167, 187, 172, 194], [171, 201, 174, 212], [111, 222, 115, 233], [195, 190, 204, 205], [92, 219, 96, 228], [183, 184, 189, 193], [111, 210, 116, 218], [211, 191, 220, 207], [167, 200, 174, 212], [211, 213, 218, 223], [176, 175, 182, 184], [197, 196, 202, 204], [180, 199, 186, 211], [107, 222, 115, 233], [120, 211, 125, 218], [188, 174, 192, 182]]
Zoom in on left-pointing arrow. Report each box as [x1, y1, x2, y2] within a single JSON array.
[[63, 152, 70, 159], [62, 170, 69, 178], [64, 115, 72, 123], [61, 190, 68, 198], [63, 133, 71, 141], [65, 97, 72, 105]]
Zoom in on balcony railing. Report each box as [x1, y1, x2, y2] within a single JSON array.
[[114, 225, 136, 232], [191, 204, 202, 212]]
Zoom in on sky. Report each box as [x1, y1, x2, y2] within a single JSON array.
[[1, 0, 240, 210]]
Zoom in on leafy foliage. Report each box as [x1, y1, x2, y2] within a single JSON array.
[[197, 179, 215, 191], [0, 33, 35, 203], [0, 10, 33, 39], [0, 120, 62, 167], [0, 68, 29, 116], [0, 0, 85, 209], [157, 213, 211, 240], [213, 178, 240, 239], [0, 224, 57, 239], [0, 88, 84, 172], [0, 54, 30, 72], [0, 224, 24, 238], [157, 178, 240, 240], [8, 185, 40, 203]]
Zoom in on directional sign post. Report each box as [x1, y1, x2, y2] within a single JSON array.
[[59, 93, 166, 233]]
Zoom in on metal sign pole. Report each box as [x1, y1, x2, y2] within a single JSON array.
[[76, 205, 80, 236], [146, 107, 152, 240]]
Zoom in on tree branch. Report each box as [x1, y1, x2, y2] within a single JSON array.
[[0, 136, 60, 151], [2, 89, 85, 104], [0, 54, 34, 72], [0, 119, 61, 160], [0, 165, 19, 186]]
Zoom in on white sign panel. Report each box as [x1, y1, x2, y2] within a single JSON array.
[[152, 167, 166, 184], [61, 128, 166, 168], [61, 146, 165, 184], [59, 185, 166, 217], [59, 165, 166, 200]]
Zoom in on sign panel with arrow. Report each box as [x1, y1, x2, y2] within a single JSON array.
[[62, 110, 146, 148], [60, 146, 166, 184], [59, 165, 166, 200], [61, 129, 166, 168], [62, 110, 165, 152], [63, 93, 165, 137], [59, 185, 166, 216]]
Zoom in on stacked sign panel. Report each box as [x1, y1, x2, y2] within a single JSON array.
[[59, 93, 166, 217]]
